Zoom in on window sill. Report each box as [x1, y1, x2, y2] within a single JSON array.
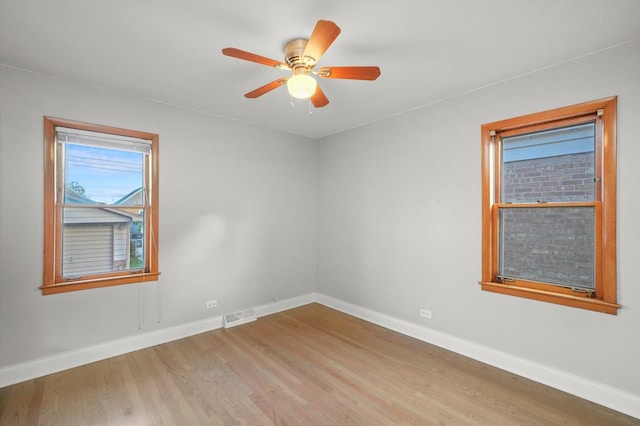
[[42, 272, 161, 295], [479, 281, 620, 315]]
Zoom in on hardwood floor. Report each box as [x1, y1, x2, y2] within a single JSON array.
[[1, 303, 638, 425]]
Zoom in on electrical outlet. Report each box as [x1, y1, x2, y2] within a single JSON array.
[[420, 309, 432, 318], [206, 299, 217, 309]]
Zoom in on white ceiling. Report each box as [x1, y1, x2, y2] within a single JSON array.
[[1, 0, 639, 139]]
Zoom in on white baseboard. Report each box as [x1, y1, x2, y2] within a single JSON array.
[[2, 292, 638, 420], [0, 293, 315, 388], [0, 315, 224, 389], [254, 292, 317, 318], [315, 293, 640, 420]]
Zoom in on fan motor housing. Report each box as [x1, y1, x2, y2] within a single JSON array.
[[284, 38, 316, 70]]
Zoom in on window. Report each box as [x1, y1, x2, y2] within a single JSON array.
[[43, 117, 159, 294], [480, 97, 618, 314]]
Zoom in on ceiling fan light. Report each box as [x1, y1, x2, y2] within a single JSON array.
[[287, 74, 317, 99]]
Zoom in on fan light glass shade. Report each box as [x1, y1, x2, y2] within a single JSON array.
[[287, 74, 317, 99]]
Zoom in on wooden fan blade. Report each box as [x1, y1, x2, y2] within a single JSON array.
[[317, 66, 381, 80], [311, 85, 329, 108], [244, 78, 287, 98], [222, 48, 288, 69], [302, 20, 341, 63]]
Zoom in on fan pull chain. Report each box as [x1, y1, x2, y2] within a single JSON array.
[[308, 99, 313, 117]]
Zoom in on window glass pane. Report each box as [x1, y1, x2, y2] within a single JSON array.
[[60, 141, 146, 277], [62, 207, 145, 277], [499, 207, 594, 290], [501, 123, 595, 203], [64, 143, 144, 205]]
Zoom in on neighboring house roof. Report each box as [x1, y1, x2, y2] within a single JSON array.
[[64, 186, 96, 204], [64, 186, 142, 223], [64, 207, 133, 224], [115, 187, 143, 206]]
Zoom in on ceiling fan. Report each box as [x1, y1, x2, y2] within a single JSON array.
[[222, 20, 381, 108]]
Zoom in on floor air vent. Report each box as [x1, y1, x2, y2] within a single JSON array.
[[223, 309, 256, 328]]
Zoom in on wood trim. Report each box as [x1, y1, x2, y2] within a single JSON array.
[[148, 133, 160, 276], [43, 118, 57, 287], [480, 125, 493, 283], [41, 272, 161, 295], [601, 97, 617, 304], [44, 116, 158, 140], [479, 281, 620, 315], [42, 117, 160, 294], [483, 97, 617, 134]]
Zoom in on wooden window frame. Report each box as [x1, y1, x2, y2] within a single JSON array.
[[43, 117, 160, 295], [480, 97, 618, 314]]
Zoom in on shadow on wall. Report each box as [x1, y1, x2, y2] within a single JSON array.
[[162, 211, 268, 309]]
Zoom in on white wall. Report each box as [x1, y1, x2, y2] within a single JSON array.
[[317, 40, 640, 398], [0, 66, 317, 367]]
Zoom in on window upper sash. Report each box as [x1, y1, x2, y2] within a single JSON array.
[[491, 113, 602, 206]]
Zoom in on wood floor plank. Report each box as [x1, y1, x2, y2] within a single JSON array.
[[1, 303, 638, 425]]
